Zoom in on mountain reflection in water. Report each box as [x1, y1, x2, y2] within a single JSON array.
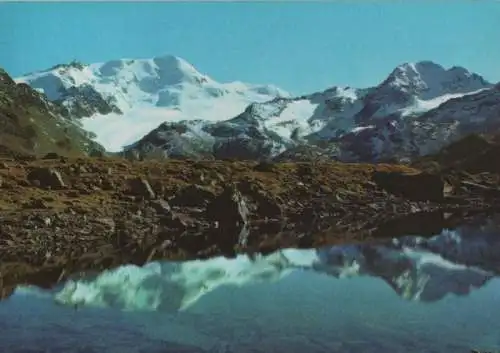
[[1, 218, 499, 353]]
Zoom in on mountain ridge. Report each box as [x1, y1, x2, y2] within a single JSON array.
[[14, 56, 500, 162], [17, 54, 291, 152]]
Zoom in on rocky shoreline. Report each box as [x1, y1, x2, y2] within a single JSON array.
[[1, 154, 500, 299]]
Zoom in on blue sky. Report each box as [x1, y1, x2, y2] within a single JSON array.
[[1, 1, 499, 94]]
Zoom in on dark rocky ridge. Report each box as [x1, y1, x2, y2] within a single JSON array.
[[55, 83, 122, 119], [413, 132, 500, 174]]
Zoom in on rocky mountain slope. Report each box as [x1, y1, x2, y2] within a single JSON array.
[[332, 82, 500, 162], [17, 57, 499, 162], [0, 68, 104, 158], [136, 79, 500, 163], [413, 132, 500, 174]]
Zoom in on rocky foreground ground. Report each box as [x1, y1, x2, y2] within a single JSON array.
[[1, 153, 500, 299]]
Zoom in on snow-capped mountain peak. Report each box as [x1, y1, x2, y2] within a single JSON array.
[[18, 55, 291, 112], [350, 60, 493, 126], [384, 60, 490, 100], [93, 54, 215, 100], [16, 55, 291, 151]]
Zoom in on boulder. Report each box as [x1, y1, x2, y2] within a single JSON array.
[[372, 171, 444, 202], [206, 185, 251, 247], [237, 179, 284, 219], [206, 185, 249, 227], [27, 168, 66, 189], [169, 184, 216, 207], [150, 199, 191, 229], [128, 177, 155, 199]]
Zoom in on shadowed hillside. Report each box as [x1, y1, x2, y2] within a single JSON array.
[[0, 68, 104, 158]]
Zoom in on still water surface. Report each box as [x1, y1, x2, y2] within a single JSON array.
[[1, 220, 499, 353]]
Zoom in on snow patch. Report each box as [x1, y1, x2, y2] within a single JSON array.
[[400, 89, 488, 116], [262, 100, 320, 140], [81, 109, 184, 152]]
